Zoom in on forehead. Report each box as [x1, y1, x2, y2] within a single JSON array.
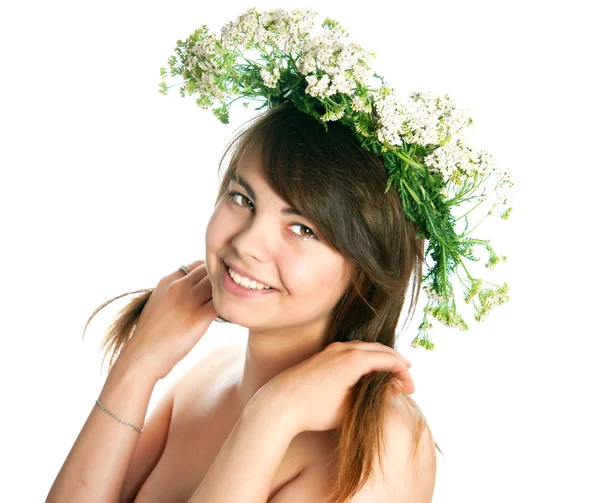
[[231, 150, 305, 218], [235, 148, 262, 177], [231, 147, 266, 194]]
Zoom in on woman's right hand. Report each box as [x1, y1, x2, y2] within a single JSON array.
[[115, 260, 218, 381]]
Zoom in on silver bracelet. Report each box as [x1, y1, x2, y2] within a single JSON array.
[[95, 400, 143, 433]]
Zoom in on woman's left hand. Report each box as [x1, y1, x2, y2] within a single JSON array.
[[250, 341, 414, 434]]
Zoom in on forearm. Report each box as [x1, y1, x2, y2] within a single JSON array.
[[188, 395, 298, 503], [46, 359, 157, 503]]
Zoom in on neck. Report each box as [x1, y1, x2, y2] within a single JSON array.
[[234, 321, 329, 408]]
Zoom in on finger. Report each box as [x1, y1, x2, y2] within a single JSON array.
[[200, 297, 218, 321], [357, 351, 415, 394], [186, 260, 206, 276], [336, 340, 412, 369], [191, 274, 214, 306], [186, 261, 209, 284], [168, 260, 206, 283], [175, 261, 208, 287], [191, 297, 218, 327]]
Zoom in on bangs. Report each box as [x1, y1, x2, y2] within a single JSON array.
[[219, 104, 361, 252]]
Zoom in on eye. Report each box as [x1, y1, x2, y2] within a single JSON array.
[[228, 191, 318, 241], [228, 191, 254, 209], [289, 223, 317, 240]]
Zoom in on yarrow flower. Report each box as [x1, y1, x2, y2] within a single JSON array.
[[472, 283, 510, 322], [297, 19, 375, 100], [351, 95, 370, 114], [159, 7, 514, 351], [221, 7, 316, 53], [374, 90, 474, 148], [260, 67, 281, 88], [424, 138, 493, 184]]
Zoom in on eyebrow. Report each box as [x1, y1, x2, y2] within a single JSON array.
[[231, 172, 303, 217]]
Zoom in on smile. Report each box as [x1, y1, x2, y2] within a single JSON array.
[[228, 267, 272, 290], [221, 261, 279, 299]]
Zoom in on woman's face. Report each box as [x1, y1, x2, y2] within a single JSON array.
[[205, 147, 353, 334]]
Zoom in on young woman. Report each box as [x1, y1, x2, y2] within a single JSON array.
[[47, 102, 437, 503], [47, 7, 510, 503]]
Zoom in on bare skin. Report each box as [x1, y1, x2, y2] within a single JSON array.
[[131, 148, 419, 501], [48, 145, 423, 501], [46, 257, 419, 501], [132, 345, 339, 502]]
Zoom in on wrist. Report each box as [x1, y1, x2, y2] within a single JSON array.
[[105, 356, 159, 394], [244, 389, 301, 439]]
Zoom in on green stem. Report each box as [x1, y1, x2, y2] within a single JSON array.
[[462, 202, 497, 237], [457, 257, 474, 281], [461, 219, 484, 238], [482, 281, 502, 288], [165, 81, 187, 90], [401, 179, 422, 205], [447, 172, 488, 206], [386, 144, 427, 170], [457, 271, 471, 289], [455, 198, 485, 221]]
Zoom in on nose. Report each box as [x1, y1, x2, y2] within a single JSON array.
[[230, 216, 274, 263]]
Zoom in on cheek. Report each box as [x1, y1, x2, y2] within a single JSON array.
[[206, 202, 231, 245], [205, 205, 231, 277], [285, 255, 348, 297]]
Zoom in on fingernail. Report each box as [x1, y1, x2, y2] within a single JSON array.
[[391, 380, 403, 393]]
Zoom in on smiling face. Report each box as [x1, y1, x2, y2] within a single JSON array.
[[205, 146, 353, 336]]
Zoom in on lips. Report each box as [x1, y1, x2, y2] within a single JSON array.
[[223, 260, 276, 290]]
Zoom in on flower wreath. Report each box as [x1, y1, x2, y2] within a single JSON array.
[[159, 7, 513, 350]]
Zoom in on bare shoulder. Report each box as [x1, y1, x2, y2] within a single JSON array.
[[271, 394, 437, 503], [175, 344, 245, 394], [354, 395, 437, 502]]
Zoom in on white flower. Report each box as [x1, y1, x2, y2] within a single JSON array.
[[221, 8, 260, 47], [188, 33, 223, 74], [221, 7, 316, 53], [297, 22, 374, 97], [373, 90, 405, 146], [194, 72, 225, 101], [351, 96, 369, 113], [423, 284, 446, 302], [424, 139, 495, 184], [260, 67, 281, 89], [373, 90, 476, 149], [321, 108, 345, 121], [217, 9, 375, 102], [297, 56, 317, 74], [306, 74, 333, 99], [305, 74, 318, 87], [329, 72, 354, 95]]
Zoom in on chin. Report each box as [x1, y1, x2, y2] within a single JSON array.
[[213, 303, 266, 330]]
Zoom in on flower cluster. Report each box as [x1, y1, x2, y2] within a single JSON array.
[[469, 282, 510, 322], [297, 20, 375, 99], [221, 8, 316, 54], [159, 7, 513, 350], [374, 91, 473, 148]]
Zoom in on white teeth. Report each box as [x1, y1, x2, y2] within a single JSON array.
[[228, 267, 271, 290]]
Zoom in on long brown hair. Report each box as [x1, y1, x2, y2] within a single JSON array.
[[84, 103, 442, 502]]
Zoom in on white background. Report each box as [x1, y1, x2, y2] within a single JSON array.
[[1, 0, 598, 501]]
